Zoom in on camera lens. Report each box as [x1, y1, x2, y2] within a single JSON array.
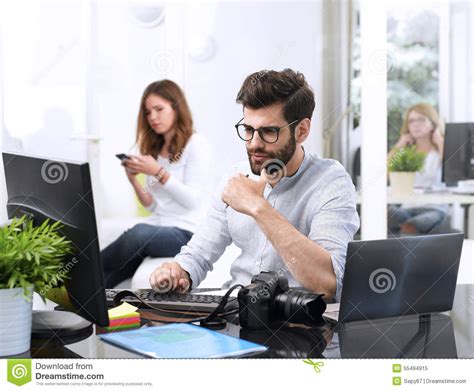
[[274, 290, 326, 325]]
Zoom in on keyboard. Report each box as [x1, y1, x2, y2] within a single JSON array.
[[105, 289, 236, 313]]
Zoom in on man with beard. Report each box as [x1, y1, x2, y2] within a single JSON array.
[[149, 69, 359, 301]]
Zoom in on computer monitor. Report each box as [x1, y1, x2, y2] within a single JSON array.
[[442, 122, 474, 186], [2, 152, 109, 336]]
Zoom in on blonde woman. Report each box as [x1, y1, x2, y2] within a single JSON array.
[[388, 103, 447, 235], [102, 80, 210, 288]]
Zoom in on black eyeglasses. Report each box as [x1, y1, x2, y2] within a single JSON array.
[[234, 118, 300, 144]]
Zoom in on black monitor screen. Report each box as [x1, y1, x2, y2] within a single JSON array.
[[442, 123, 474, 186], [2, 152, 109, 327]]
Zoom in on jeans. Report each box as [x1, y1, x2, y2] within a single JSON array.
[[101, 223, 193, 288], [387, 206, 447, 235]]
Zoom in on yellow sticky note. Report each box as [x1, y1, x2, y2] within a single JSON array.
[[108, 302, 139, 319]]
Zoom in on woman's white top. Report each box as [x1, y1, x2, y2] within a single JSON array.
[[414, 149, 442, 188], [404, 149, 447, 212], [143, 133, 211, 233]]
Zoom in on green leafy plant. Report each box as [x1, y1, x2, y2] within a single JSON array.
[[0, 216, 73, 299], [388, 145, 426, 172]]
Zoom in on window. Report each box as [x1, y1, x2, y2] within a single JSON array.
[[351, 3, 440, 149], [387, 5, 440, 148]]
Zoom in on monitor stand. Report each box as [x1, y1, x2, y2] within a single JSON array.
[[31, 310, 93, 341]]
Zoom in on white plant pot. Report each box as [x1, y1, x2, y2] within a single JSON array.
[[0, 287, 33, 356], [389, 171, 416, 197]]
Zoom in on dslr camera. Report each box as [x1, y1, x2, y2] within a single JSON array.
[[238, 271, 327, 329]]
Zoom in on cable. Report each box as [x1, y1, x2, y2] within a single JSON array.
[[112, 285, 243, 329], [199, 284, 244, 329]]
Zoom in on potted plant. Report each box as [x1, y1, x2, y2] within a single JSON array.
[[0, 216, 72, 356], [388, 145, 426, 196]]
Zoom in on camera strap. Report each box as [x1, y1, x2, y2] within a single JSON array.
[[199, 284, 244, 329], [112, 285, 243, 329]]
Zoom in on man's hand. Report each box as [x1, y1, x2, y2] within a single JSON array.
[[221, 172, 268, 216], [149, 262, 191, 293]]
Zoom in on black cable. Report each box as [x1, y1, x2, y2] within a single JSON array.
[[112, 286, 243, 328], [199, 284, 244, 329]]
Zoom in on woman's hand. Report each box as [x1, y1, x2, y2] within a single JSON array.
[[394, 133, 414, 150], [124, 155, 161, 176], [432, 127, 444, 158], [122, 161, 139, 183]]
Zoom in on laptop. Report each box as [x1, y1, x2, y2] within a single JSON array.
[[324, 233, 464, 323]]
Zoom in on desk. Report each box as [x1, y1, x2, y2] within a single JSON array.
[[357, 189, 474, 238], [12, 284, 474, 359]]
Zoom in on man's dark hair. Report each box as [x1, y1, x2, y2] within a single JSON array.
[[236, 69, 315, 129]]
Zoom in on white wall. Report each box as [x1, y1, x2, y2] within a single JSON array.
[[94, 0, 324, 219], [1, 1, 87, 161], [439, 0, 474, 122], [93, 1, 169, 218], [184, 1, 324, 184], [0, 1, 325, 222], [360, 0, 387, 240], [0, 0, 90, 224]]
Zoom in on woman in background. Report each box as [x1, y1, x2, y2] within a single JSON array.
[[387, 103, 446, 235], [102, 80, 210, 288]]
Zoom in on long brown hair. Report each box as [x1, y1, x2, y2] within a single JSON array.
[[136, 80, 194, 162]]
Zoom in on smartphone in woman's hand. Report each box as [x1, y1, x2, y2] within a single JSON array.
[[115, 153, 130, 161]]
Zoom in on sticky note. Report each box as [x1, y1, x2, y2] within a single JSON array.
[[108, 302, 139, 319]]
